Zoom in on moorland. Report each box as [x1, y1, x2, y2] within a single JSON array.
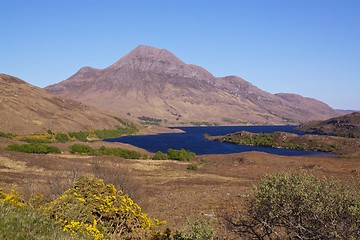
[[1, 46, 359, 239]]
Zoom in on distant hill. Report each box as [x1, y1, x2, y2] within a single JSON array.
[[45, 45, 342, 125], [0, 74, 122, 134], [298, 112, 360, 137]]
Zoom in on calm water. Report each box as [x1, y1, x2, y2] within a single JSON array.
[[105, 125, 332, 156]]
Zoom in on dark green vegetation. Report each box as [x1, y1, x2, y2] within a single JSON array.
[[68, 131, 89, 142], [93, 125, 138, 139], [298, 111, 360, 138], [186, 164, 198, 171], [226, 172, 360, 239], [152, 148, 196, 161], [172, 219, 216, 240], [0, 132, 13, 139], [6, 143, 61, 154], [55, 132, 70, 143], [69, 144, 145, 159], [210, 130, 360, 155]]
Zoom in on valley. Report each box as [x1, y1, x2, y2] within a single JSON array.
[[1, 47, 359, 239]]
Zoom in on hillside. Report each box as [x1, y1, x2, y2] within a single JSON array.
[[45, 45, 341, 125], [298, 111, 360, 138], [0, 74, 122, 134]]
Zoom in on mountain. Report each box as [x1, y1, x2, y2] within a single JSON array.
[[0, 74, 122, 134], [298, 111, 360, 138], [45, 45, 341, 125]]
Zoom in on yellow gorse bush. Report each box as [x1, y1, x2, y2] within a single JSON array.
[[43, 176, 165, 239], [11, 131, 76, 143], [0, 188, 25, 207]]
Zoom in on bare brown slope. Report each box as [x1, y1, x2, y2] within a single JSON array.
[[275, 93, 339, 120], [0, 74, 121, 134], [45, 45, 341, 125]]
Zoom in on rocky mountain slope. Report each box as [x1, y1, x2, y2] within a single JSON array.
[[298, 111, 360, 137], [0, 74, 122, 134], [45, 45, 341, 125]]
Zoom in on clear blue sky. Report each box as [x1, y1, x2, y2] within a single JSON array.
[[1, 0, 359, 110]]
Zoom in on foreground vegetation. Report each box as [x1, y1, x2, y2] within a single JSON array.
[[0, 170, 358, 239], [226, 172, 360, 239]]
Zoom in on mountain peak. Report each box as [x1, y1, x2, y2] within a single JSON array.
[[109, 45, 184, 71], [45, 45, 340, 125]]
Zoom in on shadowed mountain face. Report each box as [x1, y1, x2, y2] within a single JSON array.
[[0, 74, 121, 134], [298, 112, 360, 137], [45, 45, 341, 125]]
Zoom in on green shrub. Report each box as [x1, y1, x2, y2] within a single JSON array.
[[97, 146, 142, 159], [6, 143, 61, 154], [21, 138, 52, 144], [68, 131, 89, 142], [0, 132, 13, 139], [69, 145, 143, 159], [226, 172, 360, 239], [187, 164, 198, 171], [167, 148, 196, 161], [94, 126, 137, 139], [55, 132, 71, 143], [173, 219, 217, 240], [152, 151, 169, 160], [69, 144, 95, 155]]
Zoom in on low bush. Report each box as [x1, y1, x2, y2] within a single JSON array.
[[55, 132, 71, 143], [173, 219, 217, 240], [187, 164, 198, 171], [152, 151, 169, 160], [97, 146, 142, 159], [6, 143, 61, 154], [94, 126, 137, 139], [69, 144, 95, 155], [68, 131, 89, 142], [152, 149, 196, 161], [167, 148, 196, 161], [225, 172, 360, 239], [0, 132, 13, 139], [69, 144, 143, 159]]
